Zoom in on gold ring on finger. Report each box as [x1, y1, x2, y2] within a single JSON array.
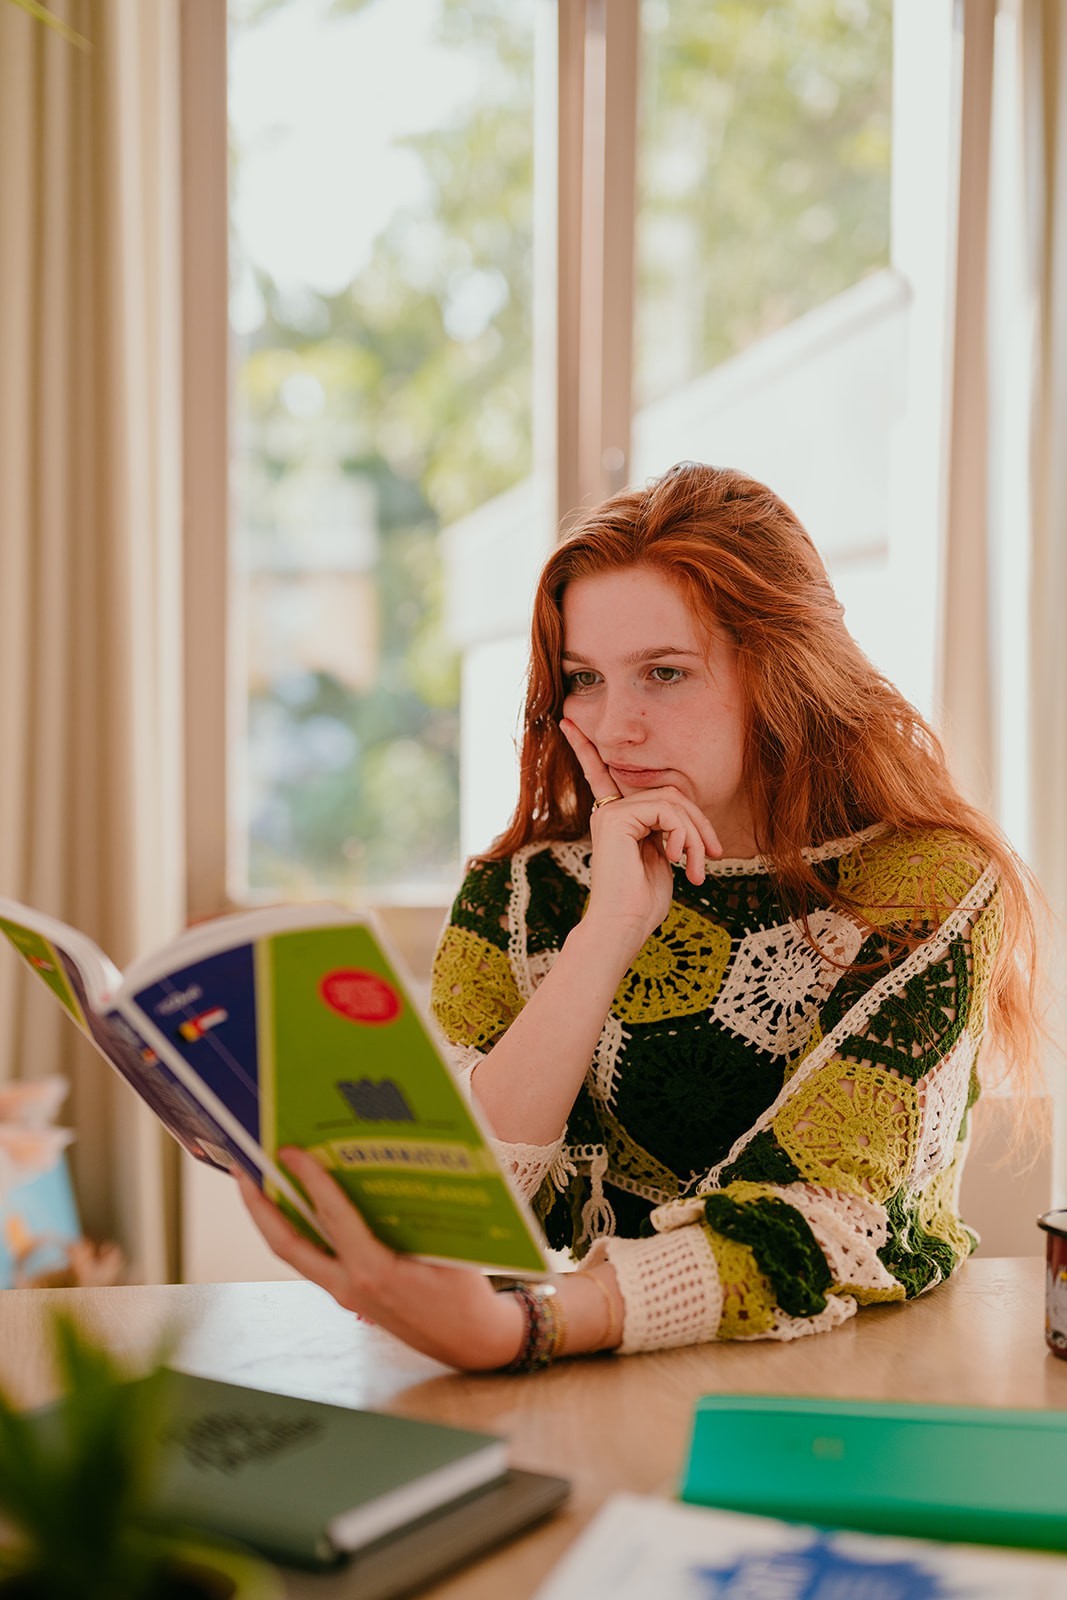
[[592, 794, 621, 810]]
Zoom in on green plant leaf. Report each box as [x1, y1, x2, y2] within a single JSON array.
[[0, 1311, 185, 1600]]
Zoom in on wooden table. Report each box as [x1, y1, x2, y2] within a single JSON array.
[[1, 1258, 1063, 1597]]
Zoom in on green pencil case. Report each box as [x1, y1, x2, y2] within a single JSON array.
[[680, 1395, 1067, 1551]]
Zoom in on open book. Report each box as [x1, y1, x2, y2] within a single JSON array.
[[533, 1495, 1067, 1600], [0, 898, 547, 1276]]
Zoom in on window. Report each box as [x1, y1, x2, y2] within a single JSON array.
[[456, 0, 902, 857], [635, 0, 892, 407], [182, 0, 1048, 1279], [186, 0, 963, 911], [227, 0, 539, 901]]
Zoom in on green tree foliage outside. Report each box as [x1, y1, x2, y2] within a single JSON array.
[[233, 0, 535, 896], [230, 0, 891, 899], [637, 0, 892, 399]]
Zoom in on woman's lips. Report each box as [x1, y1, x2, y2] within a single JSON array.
[[608, 765, 671, 788]]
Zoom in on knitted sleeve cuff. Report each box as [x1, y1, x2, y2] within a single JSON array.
[[584, 1227, 724, 1353], [489, 1134, 565, 1200]]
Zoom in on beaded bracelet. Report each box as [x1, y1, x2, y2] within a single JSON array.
[[498, 1283, 560, 1372]]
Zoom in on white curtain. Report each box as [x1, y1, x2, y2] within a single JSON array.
[[938, 0, 997, 812], [0, 0, 184, 1280], [1021, 0, 1067, 1198], [935, 0, 1067, 1237]]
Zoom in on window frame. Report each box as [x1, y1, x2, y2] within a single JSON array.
[[180, 0, 229, 926]]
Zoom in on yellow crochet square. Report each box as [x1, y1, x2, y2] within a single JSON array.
[[837, 828, 987, 927], [966, 890, 1003, 1040], [609, 899, 732, 1023], [430, 925, 523, 1049], [705, 1226, 776, 1338], [772, 1061, 920, 1203]]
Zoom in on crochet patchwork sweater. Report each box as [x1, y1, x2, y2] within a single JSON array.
[[430, 825, 1001, 1352]]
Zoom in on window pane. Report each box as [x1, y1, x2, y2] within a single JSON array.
[[631, 0, 897, 693], [635, 0, 893, 407], [228, 0, 535, 900]]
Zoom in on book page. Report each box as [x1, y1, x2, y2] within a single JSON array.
[[118, 902, 354, 997], [534, 1496, 1067, 1600]]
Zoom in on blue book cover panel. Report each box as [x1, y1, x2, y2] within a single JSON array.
[[132, 943, 261, 1143], [54, 952, 255, 1178]]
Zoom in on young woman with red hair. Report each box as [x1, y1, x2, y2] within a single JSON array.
[[240, 463, 1040, 1370]]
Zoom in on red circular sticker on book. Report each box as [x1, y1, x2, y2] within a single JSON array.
[[320, 969, 402, 1025]]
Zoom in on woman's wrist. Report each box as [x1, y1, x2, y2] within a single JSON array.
[[564, 1266, 624, 1353], [561, 915, 644, 992], [490, 1266, 624, 1371], [578, 1268, 624, 1351], [484, 1283, 532, 1369]]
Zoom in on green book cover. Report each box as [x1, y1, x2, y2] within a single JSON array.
[[44, 1369, 507, 1569], [0, 915, 91, 1031], [151, 1371, 508, 1567], [681, 1394, 1067, 1551], [258, 923, 546, 1270]]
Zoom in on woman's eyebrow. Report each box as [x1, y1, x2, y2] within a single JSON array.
[[562, 647, 702, 665]]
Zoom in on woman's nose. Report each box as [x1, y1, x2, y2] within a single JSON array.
[[588, 684, 646, 745]]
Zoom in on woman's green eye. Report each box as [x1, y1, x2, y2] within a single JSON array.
[[566, 670, 599, 691], [650, 666, 685, 684]]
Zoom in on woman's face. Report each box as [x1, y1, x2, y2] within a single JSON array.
[[560, 565, 757, 856]]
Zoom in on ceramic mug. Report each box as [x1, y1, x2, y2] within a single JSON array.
[[1038, 1209, 1067, 1359]]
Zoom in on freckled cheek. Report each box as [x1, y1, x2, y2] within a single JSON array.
[[561, 693, 591, 733], [559, 701, 588, 752]]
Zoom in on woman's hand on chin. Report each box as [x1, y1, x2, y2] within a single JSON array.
[[560, 718, 722, 946], [235, 1149, 524, 1371]]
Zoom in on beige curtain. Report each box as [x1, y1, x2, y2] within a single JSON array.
[[938, 0, 997, 812], [0, 0, 184, 1281], [933, 0, 1067, 1244], [1022, 0, 1067, 1199]]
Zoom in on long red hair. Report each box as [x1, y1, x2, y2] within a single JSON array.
[[486, 463, 1042, 1089]]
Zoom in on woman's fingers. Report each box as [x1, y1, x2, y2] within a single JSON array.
[[277, 1146, 403, 1286], [660, 817, 710, 883], [617, 792, 722, 867], [667, 799, 722, 866], [559, 717, 619, 804], [280, 1147, 377, 1245], [559, 720, 722, 864], [239, 1153, 401, 1317], [238, 1159, 521, 1368], [662, 822, 688, 868], [675, 810, 723, 882], [663, 807, 722, 878]]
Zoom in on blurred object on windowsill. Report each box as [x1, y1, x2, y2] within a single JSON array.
[[0, 1077, 124, 1289]]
